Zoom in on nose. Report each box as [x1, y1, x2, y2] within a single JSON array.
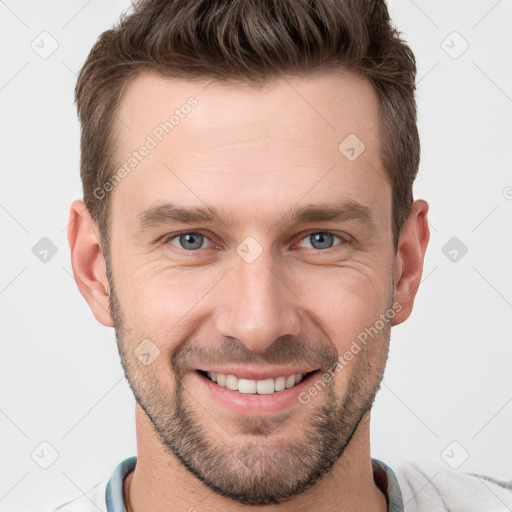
[[215, 247, 302, 354]]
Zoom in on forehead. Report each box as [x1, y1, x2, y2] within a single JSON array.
[[116, 69, 381, 151], [111, 69, 389, 231]]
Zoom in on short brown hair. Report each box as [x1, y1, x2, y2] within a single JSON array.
[[75, 0, 419, 260]]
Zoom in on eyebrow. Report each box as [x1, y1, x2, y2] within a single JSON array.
[[135, 200, 376, 232]]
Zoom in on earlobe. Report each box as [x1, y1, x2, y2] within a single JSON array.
[[391, 199, 430, 326], [67, 199, 114, 327]]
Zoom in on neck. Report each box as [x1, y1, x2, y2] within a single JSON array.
[[124, 404, 388, 512]]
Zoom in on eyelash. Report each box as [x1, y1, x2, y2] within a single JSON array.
[[162, 230, 350, 254]]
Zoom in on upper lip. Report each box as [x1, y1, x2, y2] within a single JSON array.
[[195, 366, 319, 380]]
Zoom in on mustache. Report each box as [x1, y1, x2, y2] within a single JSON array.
[[170, 335, 339, 378]]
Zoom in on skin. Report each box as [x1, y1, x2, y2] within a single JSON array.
[[68, 69, 429, 512]]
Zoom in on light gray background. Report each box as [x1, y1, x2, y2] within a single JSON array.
[[0, 1, 511, 510]]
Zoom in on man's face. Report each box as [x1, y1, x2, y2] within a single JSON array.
[[106, 70, 396, 505]]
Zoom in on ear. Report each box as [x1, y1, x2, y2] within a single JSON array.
[[391, 199, 430, 326], [67, 199, 114, 327]]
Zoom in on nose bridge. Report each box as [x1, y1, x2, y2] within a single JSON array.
[[215, 245, 301, 353]]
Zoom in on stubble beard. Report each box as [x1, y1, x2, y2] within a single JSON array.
[[106, 263, 392, 506]]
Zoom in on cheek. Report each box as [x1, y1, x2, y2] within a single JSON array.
[[294, 265, 391, 345], [113, 262, 225, 350]]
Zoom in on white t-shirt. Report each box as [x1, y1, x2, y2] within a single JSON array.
[[49, 456, 512, 512]]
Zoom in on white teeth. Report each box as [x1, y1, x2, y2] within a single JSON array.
[[225, 374, 238, 391], [285, 374, 296, 388], [238, 378, 257, 394], [216, 373, 226, 387], [256, 378, 275, 395], [274, 376, 286, 391], [203, 371, 309, 394]]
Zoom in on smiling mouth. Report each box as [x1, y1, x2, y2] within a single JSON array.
[[196, 369, 318, 395]]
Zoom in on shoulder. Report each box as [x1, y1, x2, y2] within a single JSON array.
[[48, 479, 108, 512], [47, 456, 137, 512], [392, 458, 512, 511]]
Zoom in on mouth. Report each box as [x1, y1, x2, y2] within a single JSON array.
[[192, 368, 322, 416], [196, 369, 319, 395]]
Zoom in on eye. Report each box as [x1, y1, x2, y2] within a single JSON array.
[[296, 232, 346, 251], [163, 230, 348, 254], [166, 232, 214, 251]]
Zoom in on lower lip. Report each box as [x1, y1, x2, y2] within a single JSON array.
[[191, 370, 321, 416]]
